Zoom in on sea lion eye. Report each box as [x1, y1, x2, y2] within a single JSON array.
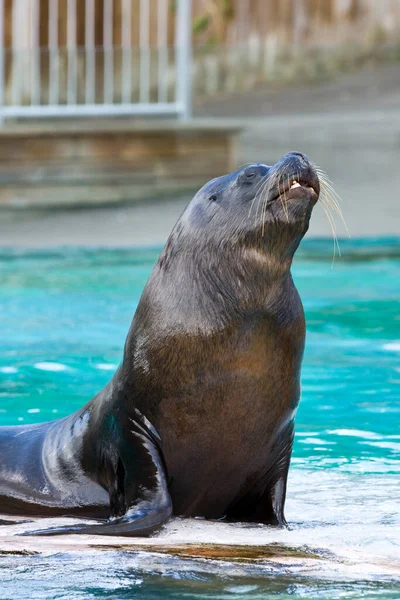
[[246, 171, 256, 179], [209, 195, 218, 202]]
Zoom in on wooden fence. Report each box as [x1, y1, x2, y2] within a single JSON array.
[[3, 1, 397, 49], [2, 0, 400, 106]]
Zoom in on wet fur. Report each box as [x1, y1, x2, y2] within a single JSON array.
[[0, 152, 323, 535]]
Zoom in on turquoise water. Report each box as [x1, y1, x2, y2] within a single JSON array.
[[0, 239, 399, 599]]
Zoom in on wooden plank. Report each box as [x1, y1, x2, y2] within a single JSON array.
[[0, 122, 238, 207]]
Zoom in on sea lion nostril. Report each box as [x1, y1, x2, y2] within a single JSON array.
[[279, 153, 311, 175]]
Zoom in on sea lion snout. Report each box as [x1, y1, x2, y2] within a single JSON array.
[[275, 151, 320, 202]]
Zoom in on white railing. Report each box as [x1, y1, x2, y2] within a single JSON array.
[[0, 0, 192, 121]]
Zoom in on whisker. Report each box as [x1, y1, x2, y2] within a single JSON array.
[[315, 167, 342, 207], [318, 175, 344, 215], [238, 162, 268, 222], [320, 202, 338, 265], [253, 176, 271, 229], [251, 162, 345, 260], [320, 182, 349, 237], [322, 184, 348, 227], [261, 180, 272, 236], [281, 173, 290, 222], [261, 174, 273, 236], [320, 191, 340, 238], [248, 176, 270, 219], [314, 164, 349, 238], [320, 196, 341, 266], [260, 167, 280, 236]]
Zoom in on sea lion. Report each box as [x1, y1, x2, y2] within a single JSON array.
[[0, 151, 319, 536]]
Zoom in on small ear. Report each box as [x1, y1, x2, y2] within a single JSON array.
[[209, 195, 218, 202]]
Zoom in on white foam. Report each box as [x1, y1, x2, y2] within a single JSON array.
[[328, 429, 382, 440], [383, 342, 400, 351], [34, 362, 68, 372], [225, 586, 260, 594], [0, 469, 399, 581], [0, 366, 18, 374], [298, 437, 336, 445], [95, 363, 118, 371], [360, 441, 400, 452]]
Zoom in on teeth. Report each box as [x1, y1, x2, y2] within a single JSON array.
[[290, 181, 301, 189]]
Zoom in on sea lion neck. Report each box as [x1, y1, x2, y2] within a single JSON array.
[[135, 241, 297, 335]]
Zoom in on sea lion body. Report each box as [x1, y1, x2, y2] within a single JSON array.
[[0, 152, 319, 535], [128, 263, 305, 520]]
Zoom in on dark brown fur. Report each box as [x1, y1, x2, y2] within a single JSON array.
[[0, 152, 319, 535]]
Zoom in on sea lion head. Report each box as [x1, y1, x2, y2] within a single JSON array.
[[176, 151, 320, 262]]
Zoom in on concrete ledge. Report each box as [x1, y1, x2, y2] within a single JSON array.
[[0, 119, 242, 209]]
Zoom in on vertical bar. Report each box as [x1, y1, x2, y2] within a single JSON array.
[[0, 0, 4, 120], [157, 0, 168, 103], [103, 0, 113, 103], [11, 0, 18, 105], [12, 0, 25, 106], [49, 0, 59, 105], [139, 0, 150, 103], [67, 0, 77, 104], [121, 0, 132, 103], [31, 0, 40, 105], [85, 0, 95, 103], [175, 0, 191, 119]]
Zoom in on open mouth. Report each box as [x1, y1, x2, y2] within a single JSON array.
[[269, 176, 319, 204], [287, 178, 318, 196]]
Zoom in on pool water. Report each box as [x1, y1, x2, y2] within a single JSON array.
[[0, 239, 399, 599]]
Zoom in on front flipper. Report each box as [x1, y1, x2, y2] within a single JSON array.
[[0, 518, 33, 526], [20, 409, 172, 537], [226, 422, 294, 527], [18, 504, 171, 537]]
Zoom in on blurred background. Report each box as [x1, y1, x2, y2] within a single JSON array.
[[0, 0, 399, 244]]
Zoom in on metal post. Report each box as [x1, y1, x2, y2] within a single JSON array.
[[31, 0, 40, 105], [11, 0, 22, 106], [67, 0, 77, 105], [157, 0, 168, 103], [139, 0, 150, 103], [49, 0, 59, 106], [85, 0, 95, 104], [121, 0, 132, 103], [103, 0, 114, 103], [175, 0, 192, 120]]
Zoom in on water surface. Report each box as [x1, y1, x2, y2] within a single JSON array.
[[0, 238, 399, 599]]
